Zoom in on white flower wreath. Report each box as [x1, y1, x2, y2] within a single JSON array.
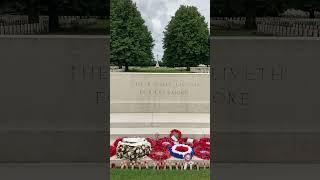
[[116, 137, 152, 161]]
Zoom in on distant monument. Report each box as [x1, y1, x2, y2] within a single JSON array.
[[155, 54, 160, 68], [155, 60, 160, 68]]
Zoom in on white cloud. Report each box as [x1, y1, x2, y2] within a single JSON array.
[[132, 0, 210, 61]]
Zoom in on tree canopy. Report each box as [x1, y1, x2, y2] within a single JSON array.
[[0, 0, 108, 31], [110, 0, 154, 71], [0, 0, 108, 16], [212, 0, 320, 29], [163, 5, 209, 70]]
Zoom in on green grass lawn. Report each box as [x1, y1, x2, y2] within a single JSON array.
[[128, 67, 191, 73], [110, 169, 210, 180], [212, 29, 273, 36]]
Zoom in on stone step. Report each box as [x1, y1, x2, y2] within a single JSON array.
[[110, 113, 210, 128], [110, 113, 210, 145], [111, 127, 209, 136]]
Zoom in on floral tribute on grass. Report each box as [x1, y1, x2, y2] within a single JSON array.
[[110, 129, 211, 170], [116, 137, 152, 161], [169, 144, 194, 159], [148, 146, 171, 161]]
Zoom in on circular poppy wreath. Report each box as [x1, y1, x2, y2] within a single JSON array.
[[194, 145, 210, 160], [169, 144, 194, 159], [194, 137, 210, 148], [148, 146, 171, 161], [156, 137, 174, 149], [170, 129, 182, 141]]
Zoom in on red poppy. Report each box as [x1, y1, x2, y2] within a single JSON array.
[[194, 145, 210, 160], [156, 137, 174, 149], [146, 137, 157, 148], [112, 137, 123, 147], [148, 146, 171, 161], [169, 129, 182, 140], [109, 145, 116, 157], [199, 137, 210, 147], [178, 137, 187, 144]]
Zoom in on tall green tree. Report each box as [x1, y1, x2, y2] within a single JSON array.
[[163, 5, 209, 71], [212, 0, 288, 30], [111, 0, 154, 71], [288, 0, 320, 18]]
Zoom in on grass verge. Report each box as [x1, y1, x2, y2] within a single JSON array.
[[110, 169, 210, 180], [41, 19, 109, 35], [212, 29, 273, 36], [128, 67, 191, 73]]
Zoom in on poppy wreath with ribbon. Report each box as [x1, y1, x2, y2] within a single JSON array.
[[194, 145, 210, 160], [169, 129, 182, 141], [148, 146, 171, 161], [156, 137, 174, 149], [169, 144, 194, 159]]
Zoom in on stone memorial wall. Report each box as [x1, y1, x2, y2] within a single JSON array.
[[110, 73, 210, 113]]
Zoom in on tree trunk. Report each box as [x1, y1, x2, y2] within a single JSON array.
[[245, 16, 256, 30], [28, 15, 39, 24], [118, 62, 122, 69], [125, 62, 129, 72], [244, 0, 257, 30], [224, 0, 232, 17], [72, 0, 81, 15], [48, 1, 59, 32], [27, 0, 39, 24], [186, 65, 190, 71], [309, 9, 315, 19]]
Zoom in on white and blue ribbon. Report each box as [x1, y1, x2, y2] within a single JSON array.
[[168, 144, 194, 159]]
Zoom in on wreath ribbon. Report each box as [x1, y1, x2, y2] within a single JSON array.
[[169, 144, 194, 159], [170, 129, 182, 141]]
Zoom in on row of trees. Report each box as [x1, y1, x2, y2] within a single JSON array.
[[111, 0, 209, 71], [213, 0, 320, 29], [0, 0, 108, 32]]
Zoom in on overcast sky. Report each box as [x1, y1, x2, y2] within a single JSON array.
[[132, 0, 210, 61]]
